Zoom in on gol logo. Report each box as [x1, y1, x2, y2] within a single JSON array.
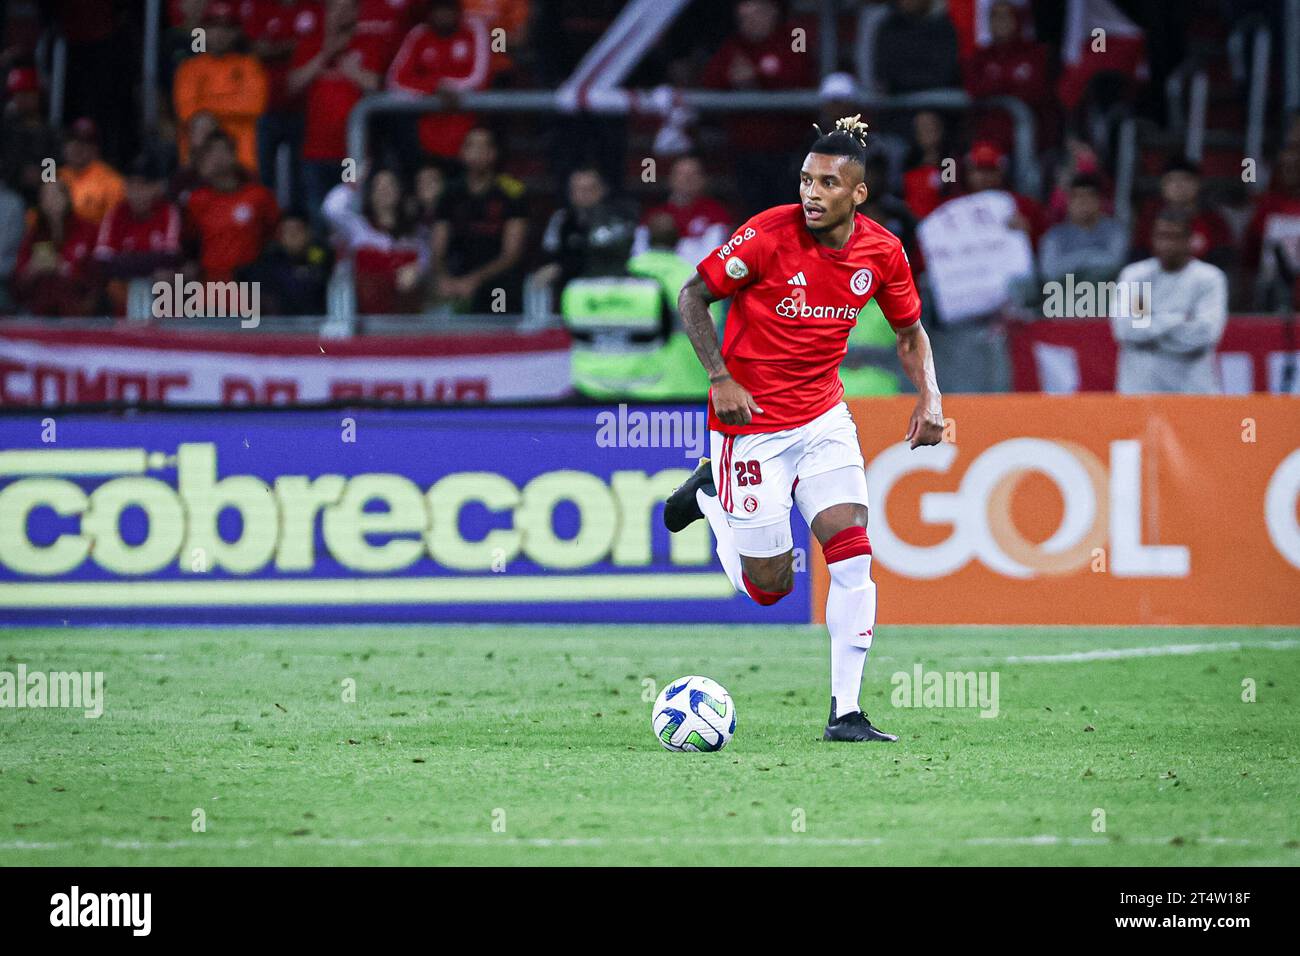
[[866, 438, 1191, 579]]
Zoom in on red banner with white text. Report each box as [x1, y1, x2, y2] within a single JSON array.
[[0, 324, 573, 407]]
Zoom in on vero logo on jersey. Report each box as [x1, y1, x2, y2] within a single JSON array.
[[787, 272, 808, 286], [715, 227, 757, 259]]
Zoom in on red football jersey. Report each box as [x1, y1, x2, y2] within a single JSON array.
[[696, 204, 921, 435], [293, 21, 395, 161], [185, 181, 281, 281], [386, 20, 490, 156], [94, 199, 182, 258]]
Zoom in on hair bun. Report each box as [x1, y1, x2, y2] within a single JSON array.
[[834, 114, 870, 146]]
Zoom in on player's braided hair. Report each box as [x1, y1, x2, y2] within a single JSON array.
[[809, 114, 870, 169]]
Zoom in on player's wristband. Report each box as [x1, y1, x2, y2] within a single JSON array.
[[708, 372, 732, 384]]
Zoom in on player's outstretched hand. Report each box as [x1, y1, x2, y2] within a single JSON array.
[[712, 375, 763, 426], [906, 401, 944, 449]]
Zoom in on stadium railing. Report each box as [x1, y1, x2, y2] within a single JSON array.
[[343, 88, 1043, 199], [1289, 0, 1300, 120], [1239, 17, 1272, 174]]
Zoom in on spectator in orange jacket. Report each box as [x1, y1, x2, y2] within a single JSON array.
[[60, 117, 125, 226], [461, 0, 530, 78], [173, 1, 269, 176]]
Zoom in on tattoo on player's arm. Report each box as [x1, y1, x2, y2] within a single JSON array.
[[679, 275, 729, 380]]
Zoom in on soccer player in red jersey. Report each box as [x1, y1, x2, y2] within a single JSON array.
[[664, 116, 945, 742]]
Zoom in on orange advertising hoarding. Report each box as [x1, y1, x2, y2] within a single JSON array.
[[812, 396, 1300, 625]]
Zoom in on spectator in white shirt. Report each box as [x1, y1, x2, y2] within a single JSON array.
[[1110, 208, 1228, 394]]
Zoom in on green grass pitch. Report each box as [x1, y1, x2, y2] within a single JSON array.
[[1, 624, 1297, 866]]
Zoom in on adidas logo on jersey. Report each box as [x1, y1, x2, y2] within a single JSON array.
[[787, 272, 808, 286]]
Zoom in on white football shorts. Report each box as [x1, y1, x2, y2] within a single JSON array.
[[709, 401, 869, 558]]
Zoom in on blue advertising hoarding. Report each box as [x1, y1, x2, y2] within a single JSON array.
[[0, 407, 812, 624]]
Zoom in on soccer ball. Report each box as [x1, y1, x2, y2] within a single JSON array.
[[651, 675, 735, 752]]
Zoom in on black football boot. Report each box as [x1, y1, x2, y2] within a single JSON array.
[[823, 697, 899, 742], [663, 457, 716, 533]]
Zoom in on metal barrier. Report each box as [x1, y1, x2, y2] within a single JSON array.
[[143, 0, 162, 132], [1113, 117, 1137, 226], [1289, 0, 1300, 121], [1185, 70, 1208, 163], [1246, 22, 1271, 176], [7, 309, 537, 336], [345, 88, 1042, 197], [43, 33, 67, 128]]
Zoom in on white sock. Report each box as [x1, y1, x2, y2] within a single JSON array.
[[826, 554, 876, 718], [697, 488, 745, 594]]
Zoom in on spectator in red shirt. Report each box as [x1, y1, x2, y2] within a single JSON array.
[[959, 140, 1045, 248], [902, 109, 957, 220], [323, 167, 429, 313], [633, 155, 732, 266], [13, 179, 101, 316], [387, 0, 491, 159], [963, 0, 1053, 154], [701, 0, 814, 216], [1134, 158, 1233, 271], [1243, 144, 1300, 281], [95, 153, 184, 315], [701, 0, 812, 96], [247, 0, 324, 212], [169, 111, 223, 205], [355, 0, 424, 67], [184, 131, 281, 280], [288, 0, 384, 229]]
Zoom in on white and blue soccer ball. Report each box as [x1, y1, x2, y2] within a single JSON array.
[[652, 675, 735, 752]]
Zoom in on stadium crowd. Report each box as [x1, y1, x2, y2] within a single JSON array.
[[0, 0, 1298, 393]]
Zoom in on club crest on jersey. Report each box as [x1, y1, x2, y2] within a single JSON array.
[[850, 268, 873, 296], [743, 495, 759, 514], [725, 257, 749, 280]]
